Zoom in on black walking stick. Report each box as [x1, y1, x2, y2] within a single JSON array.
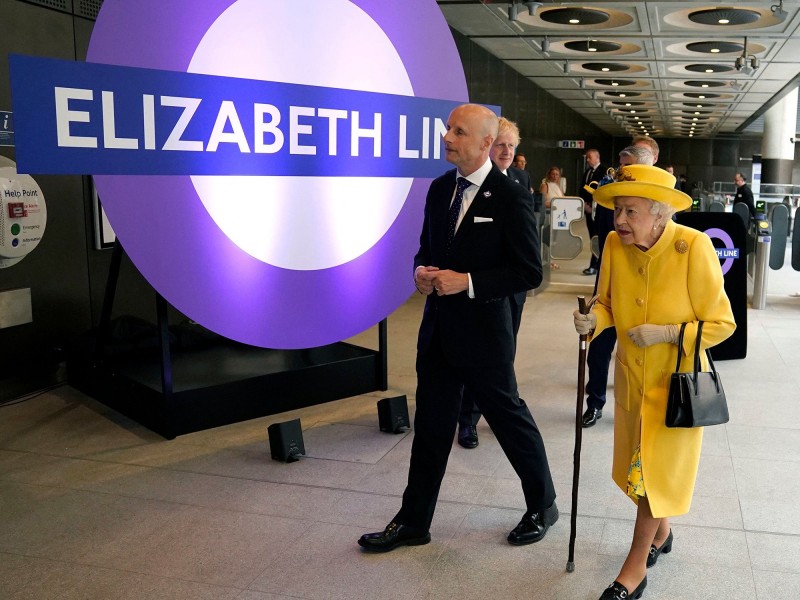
[[567, 294, 595, 572]]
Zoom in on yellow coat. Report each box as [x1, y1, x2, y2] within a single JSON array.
[[592, 219, 736, 518]]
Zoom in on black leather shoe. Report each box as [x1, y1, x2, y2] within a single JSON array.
[[582, 407, 603, 428], [358, 522, 431, 552], [507, 502, 559, 545], [582, 267, 598, 275], [458, 424, 479, 449], [647, 529, 673, 567], [599, 577, 647, 600]]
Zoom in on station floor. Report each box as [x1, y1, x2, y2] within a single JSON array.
[[1, 241, 798, 600]]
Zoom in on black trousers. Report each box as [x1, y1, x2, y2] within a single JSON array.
[[585, 326, 617, 410], [584, 201, 599, 269], [459, 295, 525, 427], [395, 326, 555, 530]]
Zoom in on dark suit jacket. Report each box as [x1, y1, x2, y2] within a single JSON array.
[[735, 184, 756, 219], [579, 163, 608, 205], [414, 165, 542, 367], [507, 166, 532, 192]]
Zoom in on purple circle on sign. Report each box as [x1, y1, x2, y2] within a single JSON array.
[[87, 0, 468, 348], [704, 227, 735, 275]]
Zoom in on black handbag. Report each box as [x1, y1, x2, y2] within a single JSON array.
[[665, 321, 729, 428]]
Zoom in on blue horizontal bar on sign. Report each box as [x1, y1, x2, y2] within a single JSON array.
[[10, 54, 489, 177]]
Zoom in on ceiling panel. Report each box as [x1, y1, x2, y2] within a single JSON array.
[[439, 0, 800, 137]]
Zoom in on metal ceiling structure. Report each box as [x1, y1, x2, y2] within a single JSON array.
[[438, 0, 800, 138]]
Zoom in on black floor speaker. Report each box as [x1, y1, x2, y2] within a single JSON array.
[[377, 395, 410, 433], [268, 419, 305, 462]]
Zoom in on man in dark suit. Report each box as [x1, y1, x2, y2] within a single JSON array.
[[457, 117, 531, 449], [579, 148, 608, 276], [358, 104, 557, 552], [734, 173, 756, 219]]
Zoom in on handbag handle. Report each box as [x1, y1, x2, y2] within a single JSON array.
[[675, 321, 720, 394]]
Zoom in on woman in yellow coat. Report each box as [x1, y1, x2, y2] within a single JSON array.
[[573, 165, 735, 600]]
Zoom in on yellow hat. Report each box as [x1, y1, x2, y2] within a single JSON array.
[[591, 164, 692, 211]]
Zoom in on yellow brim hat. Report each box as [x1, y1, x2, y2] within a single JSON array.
[[591, 164, 692, 211]]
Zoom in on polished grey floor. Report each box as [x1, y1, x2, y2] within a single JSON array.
[[1, 243, 799, 600]]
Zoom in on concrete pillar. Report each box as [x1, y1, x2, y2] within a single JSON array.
[[761, 87, 798, 185]]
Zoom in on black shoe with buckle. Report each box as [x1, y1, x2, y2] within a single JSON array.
[[582, 267, 598, 275], [599, 577, 647, 600], [582, 407, 603, 428], [647, 529, 673, 567], [507, 501, 559, 545], [458, 424, 479, 449], [357, 522, 431, 553]]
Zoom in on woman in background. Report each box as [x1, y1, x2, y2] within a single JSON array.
[[539, 166, 564, 209]]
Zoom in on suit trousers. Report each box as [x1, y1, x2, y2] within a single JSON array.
[[458, 294, 525, 427], [395, 325, 556, 530], [584, 203, 599, 269], [585, 326, 617, 410]]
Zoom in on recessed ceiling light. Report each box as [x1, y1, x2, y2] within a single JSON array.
[[705, 69, 713, 73], [694, 111, 700, 115], [710, 48, 720, 53], [693, 117, 698, 121], [625, 103, 632, 106], [701, 84, 709, 88], [697, 104, 703, 107], [601, 67, 610, 72], [619, 93, 626, 97], [699, 95, 706, 99], [718, 18, 730, 24], [569, 18, 580, 24], [612, 81, 619, 86]]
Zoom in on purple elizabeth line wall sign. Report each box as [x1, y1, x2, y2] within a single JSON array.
[[80, 0, 468, 348]]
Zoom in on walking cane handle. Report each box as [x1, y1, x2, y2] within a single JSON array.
[[577, 294, 598, 316]]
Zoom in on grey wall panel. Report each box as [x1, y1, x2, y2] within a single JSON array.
[[0, 0, 89, 379]]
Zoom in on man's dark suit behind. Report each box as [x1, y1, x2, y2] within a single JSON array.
[[579, 150, 608, 273]]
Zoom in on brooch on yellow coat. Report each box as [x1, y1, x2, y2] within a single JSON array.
[[675, 239, 688, 254]]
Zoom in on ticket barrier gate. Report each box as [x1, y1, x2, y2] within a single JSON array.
[[539, 197, 585, 293], [732, 201, 790, 309]]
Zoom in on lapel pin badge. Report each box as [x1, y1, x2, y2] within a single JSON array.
[[483, 191, 491, 198]]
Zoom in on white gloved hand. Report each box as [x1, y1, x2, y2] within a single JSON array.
[[573, 310, 597, 335], [627, 323, 680, 348]]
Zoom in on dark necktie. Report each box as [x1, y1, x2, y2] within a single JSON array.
[[448, 177, 471, 249]]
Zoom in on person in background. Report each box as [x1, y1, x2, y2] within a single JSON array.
[[631, 135, 659, 163], [513, 153, 528, 171], [457, 117, 530, 449], [574, 165, 735, 599], [539, 165, 564, 209], [631, 136, 682, 191], [678, 174, 687, 192], [582, 144, 654, 428], [540, 165, 565, 271], [734, 172, 756, 219], [359, 104, 557, 553], [579, 149, 608, 275]]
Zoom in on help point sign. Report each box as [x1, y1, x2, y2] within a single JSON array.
[[10, 0, 469, 348]]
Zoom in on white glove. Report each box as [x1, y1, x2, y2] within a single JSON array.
[[627, 324, 680, 348], [573, 310, 596, 335]]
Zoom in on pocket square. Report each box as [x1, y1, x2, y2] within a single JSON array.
[[473, 216, 493, 223]]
